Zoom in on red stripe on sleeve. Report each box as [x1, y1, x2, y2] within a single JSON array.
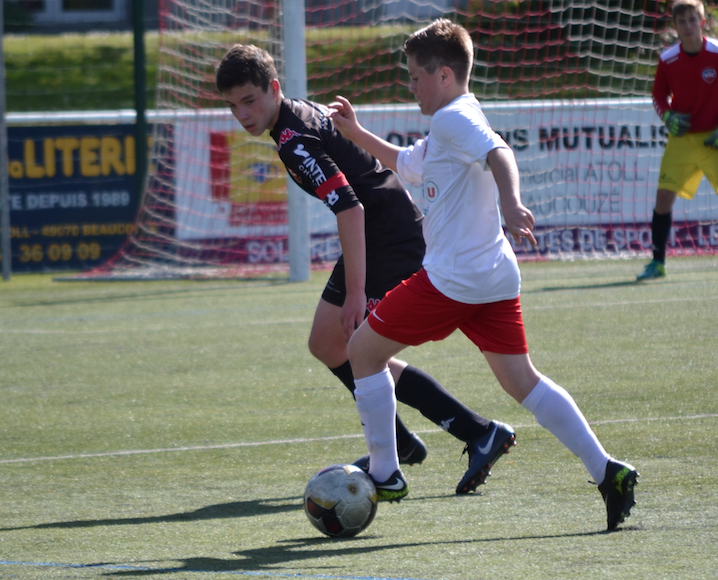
[[315, 172, 350, 200]]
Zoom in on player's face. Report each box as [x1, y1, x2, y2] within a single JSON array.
[[674, 10, 705, 49], [407, 56, 445, 116], [223, 80, 281, 136]]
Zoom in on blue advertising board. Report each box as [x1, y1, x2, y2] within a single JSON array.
[[4, 124, 145, 272]]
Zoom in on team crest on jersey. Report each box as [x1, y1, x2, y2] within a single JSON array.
[[424, 181, 439, 203], [277, 128, 301, 150], [703, 68, 717, 84]]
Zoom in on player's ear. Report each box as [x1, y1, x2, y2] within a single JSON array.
[[439, 65, 454, 87], [270, 79, 281, 98]]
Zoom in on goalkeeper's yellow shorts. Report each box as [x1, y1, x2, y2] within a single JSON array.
[[659, 132, 718, 199]]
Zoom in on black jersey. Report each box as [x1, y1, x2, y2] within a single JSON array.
[[269, 98, 424, 256]]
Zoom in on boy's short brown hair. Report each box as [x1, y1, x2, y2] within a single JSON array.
[[404, 19, 474, 85], [672, 0, 705, 20], [216, 44, 277, 93]]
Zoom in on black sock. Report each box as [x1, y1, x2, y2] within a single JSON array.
[[395, 365, 491, 442], [651, 210, 672, 263], [329, 361, 415, 452], [329, 360, 357, 395]]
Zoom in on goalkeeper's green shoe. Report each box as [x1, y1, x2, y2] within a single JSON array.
[[636, 259, 665, 281]]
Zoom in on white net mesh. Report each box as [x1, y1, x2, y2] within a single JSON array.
[[73, 0, 718, 280]]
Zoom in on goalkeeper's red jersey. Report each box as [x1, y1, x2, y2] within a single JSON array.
[[652, 37, 718, 133]]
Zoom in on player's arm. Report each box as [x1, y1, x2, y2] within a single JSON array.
[[652, 61, 691, 136], [335, 204, 367, 341], [328, 96, 402, 172], [487, 146, 537, 247], [651, 62, 671, 120], [278, 129, 368, 338]]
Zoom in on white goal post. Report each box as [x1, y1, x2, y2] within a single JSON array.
[[283, 0, 310, 282]]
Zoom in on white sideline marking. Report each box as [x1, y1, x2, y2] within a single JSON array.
[[2, 293, 715, 334], [1, 413, 716, 465], [0, 433, 364, 464], [0, 318, 313, 334]]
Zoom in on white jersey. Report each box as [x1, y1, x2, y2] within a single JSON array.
[[396, 94, 521, 304]]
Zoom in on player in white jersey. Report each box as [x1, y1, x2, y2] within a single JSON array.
[[397, 94, 520, 305], [330, 18, 638, 530]]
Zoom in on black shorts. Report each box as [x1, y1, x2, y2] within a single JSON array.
[[321, 240, 425, 315]]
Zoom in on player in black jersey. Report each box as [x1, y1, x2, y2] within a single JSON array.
[[216, 44, 516, 497]]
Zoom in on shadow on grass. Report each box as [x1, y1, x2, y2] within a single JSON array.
[[101, 530, 612, 576], [0, 493, 460, 533], [526, 273, 713, 292], [12, 279, 293, 308], [527, 280, 641, 292], [1, 493, 633, 576], [0, 497, 303, 532]]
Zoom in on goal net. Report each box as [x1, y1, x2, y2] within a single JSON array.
[[75, 0, 718, 280]]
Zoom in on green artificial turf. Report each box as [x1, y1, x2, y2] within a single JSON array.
[[1, 256, 716, 579]]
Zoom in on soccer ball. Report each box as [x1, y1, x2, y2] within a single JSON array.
[[303, 464, 378, 538]]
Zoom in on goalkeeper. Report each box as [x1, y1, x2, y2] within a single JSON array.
[[638, 0, 718, 280], [215, 44, 516, 496]]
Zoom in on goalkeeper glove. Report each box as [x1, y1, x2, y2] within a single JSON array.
[[662, 110, 691, 137], [704, 128, 718, 149]]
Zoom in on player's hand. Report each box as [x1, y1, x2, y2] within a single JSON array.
[[704, 128, 718, 149], [328, 96, 362, 140], [340, 291, 367, 342], [662, 110, 691, 137], [502, 203, 537, 247]]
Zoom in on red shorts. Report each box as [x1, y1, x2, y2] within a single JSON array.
[[367, 269, 528, 354]]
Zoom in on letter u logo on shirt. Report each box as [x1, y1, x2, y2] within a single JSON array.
[[424, 181, 439, 203]]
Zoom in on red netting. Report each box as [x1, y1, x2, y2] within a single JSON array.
[[68, 0, 718, 280]]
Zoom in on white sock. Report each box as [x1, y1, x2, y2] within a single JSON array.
[[354, 368, 399, 483], [521, 375, 610, 484]]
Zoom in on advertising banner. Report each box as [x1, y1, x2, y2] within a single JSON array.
[[4, 124, 144, 272], [13, 100, 709, 272], [175, 100, 718, 262], [370, 99, 718, 257], [485, 100, 717, 256]]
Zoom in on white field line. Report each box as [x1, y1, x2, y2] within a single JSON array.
[[2, 293, 716, 335], [0, 318, 313, 334], [2, 413, 716, 465]]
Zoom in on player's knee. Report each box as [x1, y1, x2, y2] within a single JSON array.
[[346, 332, 378, 376], [346, 333, 363, 365], [307, 333, 329, 361], [347, 325, 395, 378], [308, 332, 346, 366], [655, 189, 677, 213]]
